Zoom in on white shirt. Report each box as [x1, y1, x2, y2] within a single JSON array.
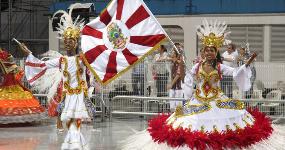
[[154, 52, 170, 74], [222, 50, 238, 68]]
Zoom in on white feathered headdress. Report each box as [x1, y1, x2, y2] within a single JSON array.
[[52, 3, 85, 40], [197, 19, 231, 49]]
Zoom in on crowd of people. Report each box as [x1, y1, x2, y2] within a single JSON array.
[[129, 41, 259, 112]]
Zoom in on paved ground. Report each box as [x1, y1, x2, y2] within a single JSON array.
[[0, 118, 148, 150], [1, 117, 285, 150]]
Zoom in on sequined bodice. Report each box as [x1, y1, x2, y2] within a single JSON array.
[[194, 65, 222, 102], [198, 66, 220, 85]]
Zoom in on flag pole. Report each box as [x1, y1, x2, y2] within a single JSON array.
[[140, 0, 180, 54], [140, 0, 188, 68]]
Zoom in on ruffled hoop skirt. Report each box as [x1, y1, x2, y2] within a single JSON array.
[[0, 84, 46, 124], [122, 108, 285, 150]]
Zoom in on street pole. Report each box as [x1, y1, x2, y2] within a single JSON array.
[[8, 0, 12, 51]]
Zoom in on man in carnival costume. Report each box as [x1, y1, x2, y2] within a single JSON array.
[[122, 19, 285, 150], [19, 4, 95, 150]]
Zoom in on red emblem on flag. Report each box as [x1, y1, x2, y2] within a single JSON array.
[[81, 0, 166, 85]]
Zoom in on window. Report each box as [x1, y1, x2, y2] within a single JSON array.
[[271, 25, 285, 62], [228, 25, 264, 61], [162, 25, 184, 45]]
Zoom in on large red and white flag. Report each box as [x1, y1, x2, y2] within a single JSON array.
[[81, 0, 166, 85]]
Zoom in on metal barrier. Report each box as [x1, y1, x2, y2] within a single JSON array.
[[110, 96, 285, 122], [15, 57, 285, 123], [110, 96, 184, 120], [33, 94, 105, 121], [90, 94, 105, 121], [241, 99, 285, 121], [34, 94, 49, 108], [34, 93, 285, 123]]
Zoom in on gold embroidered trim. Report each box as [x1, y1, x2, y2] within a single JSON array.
[[242, 118, 250, 126], [194, 88, 221, 102], [213, 125, 218, 132], [62, 56, 88, 97], [176, 122, 183, 129], [200, 125, 205, 133], [233, 123, 241, 130], [226, 125, 231, 131], [216, 99, 245, 110], [175, 103, 211, 117], [188, 124, 192, 130], [246, 114, 254, 122], [175, 105, 184, 117]]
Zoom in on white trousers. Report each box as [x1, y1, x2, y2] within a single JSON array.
[[169, 89, 183, 110]]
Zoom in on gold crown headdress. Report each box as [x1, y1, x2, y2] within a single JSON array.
[[52, 3, 85, 40], [197, 19, 231, 49]]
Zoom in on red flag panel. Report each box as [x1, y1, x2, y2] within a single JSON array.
[[100, 10, 112, 26], [82, 25, 103, 39], [130, 34, 166, 47], [116, 0, 125, 20], [103, 51, 118, 82], [125, 5, 150, 29], [122, 48, 139, 65], [85, 45, 108, 64]]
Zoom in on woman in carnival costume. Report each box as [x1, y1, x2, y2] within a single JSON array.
[[20, 4, 95, 150], [0, 48, 46, 124], [122, 19, 285, 150]]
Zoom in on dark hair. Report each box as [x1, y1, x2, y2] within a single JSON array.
[[209, 51, 223, 68], [216, 51, 222, 63], [204, 46, 222, 68], [174, 42, 180, 46], [173, 49, 179, 58], [228, 43, 236, 50], [160, 45, 167, 52]]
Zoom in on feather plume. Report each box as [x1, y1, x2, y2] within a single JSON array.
[[52, 4, 84, 39], [31, 50, 63, 101], [197, 19, 231, 48]]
